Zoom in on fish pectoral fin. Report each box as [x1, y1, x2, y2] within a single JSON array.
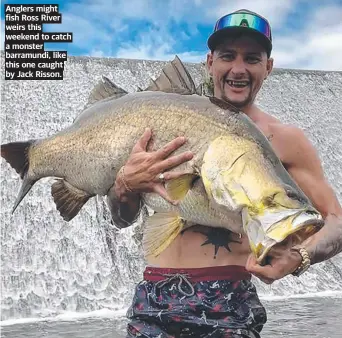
[[144, 56, 197, 95], [143, 212, 185, 257], [51, 179, 93, 222], [86, 76, 128, 107], [165, 174, 198, 201]]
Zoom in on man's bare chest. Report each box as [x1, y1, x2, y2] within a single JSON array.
[[255, 121, 288, 166]]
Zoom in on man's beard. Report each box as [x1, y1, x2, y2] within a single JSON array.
[[219, 80, 254, 109], [220, 92, 253, 109]]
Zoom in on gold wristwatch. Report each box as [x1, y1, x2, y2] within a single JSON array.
[[291, 246, 311, 277]]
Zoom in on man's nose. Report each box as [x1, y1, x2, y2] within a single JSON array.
[[231, 57, 247, 77]]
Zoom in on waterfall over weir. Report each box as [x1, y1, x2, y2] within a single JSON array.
[[1, 56, 342, 321]]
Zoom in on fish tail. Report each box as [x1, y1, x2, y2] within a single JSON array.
[[1, 140, 38, 213], [1, 141, 34, 179]]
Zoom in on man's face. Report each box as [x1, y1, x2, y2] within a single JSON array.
[[207, 35, 273, 108]]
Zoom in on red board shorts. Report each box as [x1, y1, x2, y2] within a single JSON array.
[[126, 265, 267, 337]]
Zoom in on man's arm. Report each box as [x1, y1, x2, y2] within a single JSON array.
[[246, 125, 342, 283], [284, 127, 342, 264], [107, 182, 142, 229]]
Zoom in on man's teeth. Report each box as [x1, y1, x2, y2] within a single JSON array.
[[227, 80, 249, 87]]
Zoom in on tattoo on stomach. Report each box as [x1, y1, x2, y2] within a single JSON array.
[[183, 226, 242, 259]]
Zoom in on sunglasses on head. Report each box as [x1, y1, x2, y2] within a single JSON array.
[[214, 12, 272, 42]]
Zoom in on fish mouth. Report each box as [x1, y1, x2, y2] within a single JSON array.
[[253, 210, 324, 264], [226, 79, 250, 88]]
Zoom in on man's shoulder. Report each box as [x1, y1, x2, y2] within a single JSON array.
[[255, 110, 302, 138], [251, 106, 309, 144], [268, 121, 304, 138], [268, 121, 319, 169], [257, 112, 312, 165], [252, 106, 283, 127]]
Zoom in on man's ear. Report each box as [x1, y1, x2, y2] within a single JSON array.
[[206, 52, 214, 76], [265, 57, 274, 78]]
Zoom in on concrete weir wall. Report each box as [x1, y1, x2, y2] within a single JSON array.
[[1, 55, 342, 320]]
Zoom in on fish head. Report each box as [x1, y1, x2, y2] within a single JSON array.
[[200, 135, 324, 263], [246, 185, 323, 263]]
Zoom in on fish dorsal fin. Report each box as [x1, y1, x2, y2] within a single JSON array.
[[209, 96, 240, 113], [87, 76, 128, 106], [145, 55, 197, 95]]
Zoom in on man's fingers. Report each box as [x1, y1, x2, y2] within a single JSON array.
[[246, 255, 275, 278], [154, 152, 194, 173], [155, 137, 188, 159], [246, 256, 275, 284], [132, 128, 152, 153], [245, 253, 258, 270], [162, 170, 194, 181], [256, 275, 274, 285], [248, 262, 274, 277], [246, 254, 290, 283], [248, 268, 274, 284]]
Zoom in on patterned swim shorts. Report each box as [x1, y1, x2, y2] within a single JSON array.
[[126, 265, 267, 338]]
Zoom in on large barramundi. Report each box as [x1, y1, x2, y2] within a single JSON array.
[[1, 56, 323, 263]]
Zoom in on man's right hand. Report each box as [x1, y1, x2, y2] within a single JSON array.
[[113, 128, 194, 204]]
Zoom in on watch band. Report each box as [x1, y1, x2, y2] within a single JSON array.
[[291, 246, 311, 277]]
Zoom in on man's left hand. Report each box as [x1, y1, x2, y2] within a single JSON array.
[[245, 246, 303, 284]]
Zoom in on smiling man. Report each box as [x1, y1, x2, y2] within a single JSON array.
[[111, 9, 342, 338], [206, 10, 273, 110]]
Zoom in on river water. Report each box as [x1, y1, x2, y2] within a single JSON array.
[[2, 292, 342, 338]]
